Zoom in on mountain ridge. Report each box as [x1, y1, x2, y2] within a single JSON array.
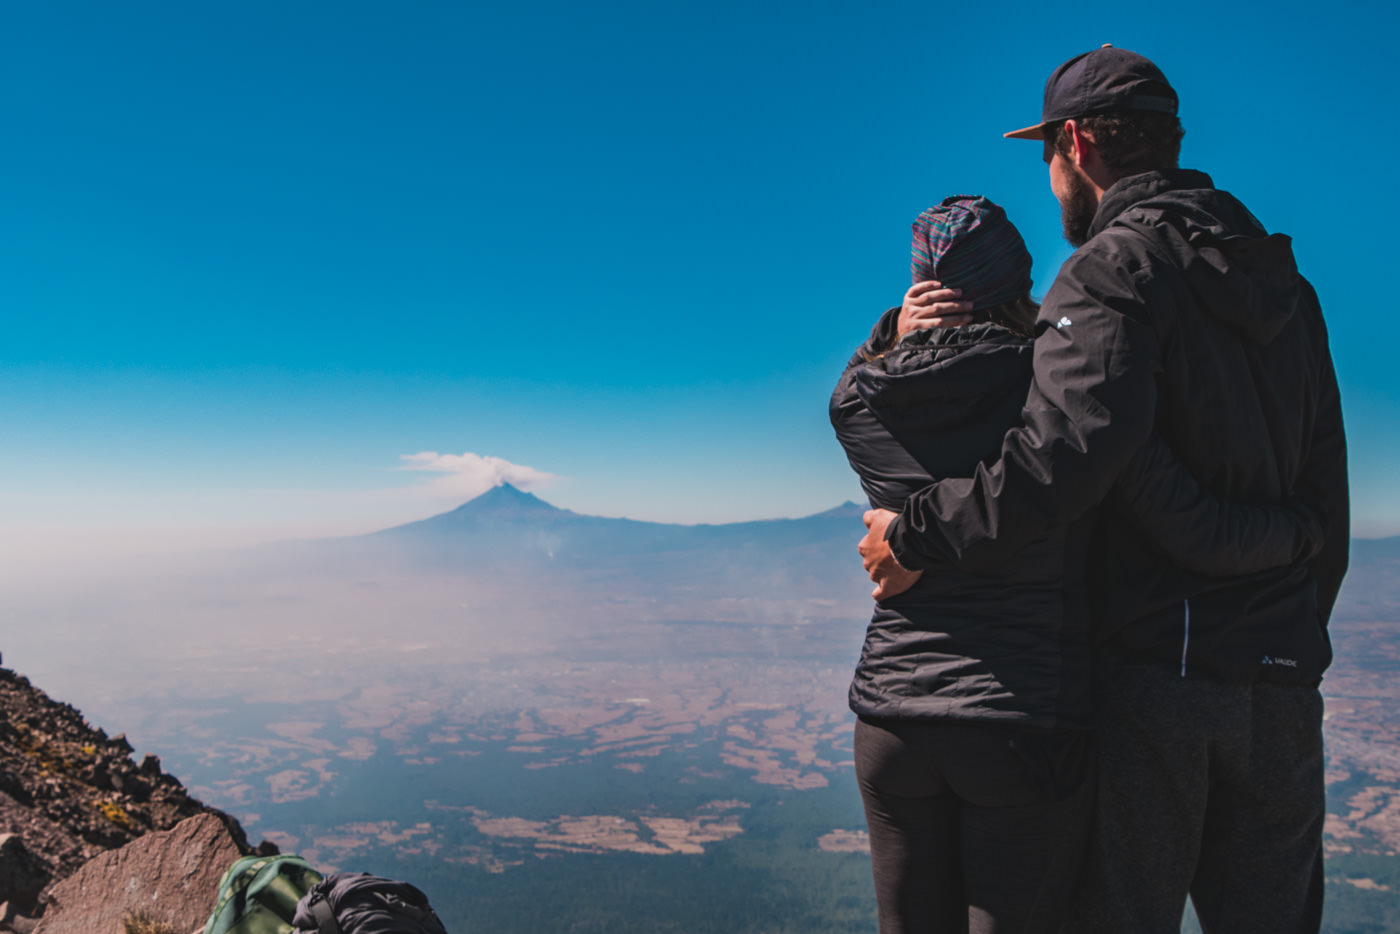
[[373, 483, 866, 537], [311, 484, 878, 602]]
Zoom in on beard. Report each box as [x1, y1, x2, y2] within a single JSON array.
[[1059, 167, 1099, 248]]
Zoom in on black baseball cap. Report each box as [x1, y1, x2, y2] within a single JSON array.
[[1004, 44, 1177, 140]]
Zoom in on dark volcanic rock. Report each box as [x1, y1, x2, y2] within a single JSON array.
[[0, 834, 46, 915], [33, 812, 242, 934]]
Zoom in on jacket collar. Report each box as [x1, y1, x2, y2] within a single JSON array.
[[1088, 168, 1214, 239]]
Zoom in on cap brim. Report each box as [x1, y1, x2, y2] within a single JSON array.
[[1003, 122, 1048, 140]]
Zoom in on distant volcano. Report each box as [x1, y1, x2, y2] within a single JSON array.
[[389, 483, 863, 530], [427, 483, 573, 522], [348, 484, 871, 598]]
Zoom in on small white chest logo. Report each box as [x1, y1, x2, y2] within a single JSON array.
[[1056, 316, 1073, 329]]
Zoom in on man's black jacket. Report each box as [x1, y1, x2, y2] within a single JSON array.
[[887, 169, 1349, 685]]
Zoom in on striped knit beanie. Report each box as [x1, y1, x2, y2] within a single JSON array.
[[911, 195, 1033, 310]]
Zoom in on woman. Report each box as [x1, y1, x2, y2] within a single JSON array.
[[829, 195, 1316, 933]]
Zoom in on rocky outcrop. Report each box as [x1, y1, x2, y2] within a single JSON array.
[[33, 812, 243, 934], [0, 667, 259, 931]]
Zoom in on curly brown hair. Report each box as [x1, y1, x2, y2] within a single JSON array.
[[1050, 112, 1185, 178]]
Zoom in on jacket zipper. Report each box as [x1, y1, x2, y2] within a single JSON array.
[[1180, 599, 1191, 678]]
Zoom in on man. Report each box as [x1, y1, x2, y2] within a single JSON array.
[[859, 46, 1348, 932]]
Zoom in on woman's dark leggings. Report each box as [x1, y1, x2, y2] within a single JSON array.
[[854, 717, 1095, 934]]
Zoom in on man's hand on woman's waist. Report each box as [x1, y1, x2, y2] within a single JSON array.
[[860, 509, 923, 601]]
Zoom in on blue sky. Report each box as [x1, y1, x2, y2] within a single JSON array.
[[3, 0, 1397, 560]]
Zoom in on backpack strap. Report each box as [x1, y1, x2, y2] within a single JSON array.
[[305, 892, 343, 934]]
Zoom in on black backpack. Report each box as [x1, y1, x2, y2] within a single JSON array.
[[291, 872, 450, 934]]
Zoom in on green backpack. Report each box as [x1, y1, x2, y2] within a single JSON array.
[[204, 854, 325, 934]]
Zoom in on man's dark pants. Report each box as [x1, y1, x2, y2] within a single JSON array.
[[1067, 663, 1326, 934]]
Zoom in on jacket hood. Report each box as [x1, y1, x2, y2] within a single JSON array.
[[830, 321, 1033, 512], [853, 322, 1032, 433], [1090, 169, 1303, 345]]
